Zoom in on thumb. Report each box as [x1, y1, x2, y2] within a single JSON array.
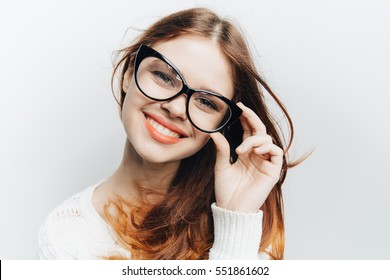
[[209, 132, 231, 172]]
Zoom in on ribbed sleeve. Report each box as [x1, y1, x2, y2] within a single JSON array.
[[209, 203, 263, 259]]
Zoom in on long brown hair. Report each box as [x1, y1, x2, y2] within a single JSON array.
[[107, 7, 306, 260]]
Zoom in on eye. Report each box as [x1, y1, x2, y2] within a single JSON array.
[[194, 96, 219, 112], [152, 71, 176, 87]]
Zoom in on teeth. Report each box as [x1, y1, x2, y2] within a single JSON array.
[[146, 117, 181, 138]]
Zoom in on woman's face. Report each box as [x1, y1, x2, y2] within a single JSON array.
[[121, 35, 234, 163]]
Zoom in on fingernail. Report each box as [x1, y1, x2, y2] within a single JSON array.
[[236, 146, 243, 153]]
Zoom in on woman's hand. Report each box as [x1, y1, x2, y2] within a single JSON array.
[[210, 102, 284, 213]]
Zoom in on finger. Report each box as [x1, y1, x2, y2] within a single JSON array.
[[239, 113, 252, 140], [209, 132, 231, 172], [236, 135, 273, 154], [254, 144, 284, 166], [237, 102, 267, 136]]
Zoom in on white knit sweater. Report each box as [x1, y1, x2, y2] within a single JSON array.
[[37, 180, 266, 260]]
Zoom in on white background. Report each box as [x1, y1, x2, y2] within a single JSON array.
[[1, 0, 389, 259]]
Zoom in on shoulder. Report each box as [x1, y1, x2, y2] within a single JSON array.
[[37, 181, 106, 259]]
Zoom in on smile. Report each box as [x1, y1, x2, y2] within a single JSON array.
[[143, 113, 188, 144], [146, 116, 181, 138]]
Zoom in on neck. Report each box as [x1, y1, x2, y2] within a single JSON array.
[[105, 138, 180, 204]]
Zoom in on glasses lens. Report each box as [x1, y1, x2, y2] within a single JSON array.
[[136, 57, 183, 100], [189, 92, 232, 132]]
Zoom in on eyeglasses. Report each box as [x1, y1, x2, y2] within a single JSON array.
[[133, 44, 242, 133]]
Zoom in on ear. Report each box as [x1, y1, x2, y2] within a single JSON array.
[[122, 69, 133, 92]]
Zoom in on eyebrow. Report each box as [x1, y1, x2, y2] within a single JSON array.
[[158, 51, 226, 97], [176, 68, 224, 96], [197, 85, 224, 96]]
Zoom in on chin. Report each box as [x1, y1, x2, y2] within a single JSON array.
[[131, 141, 192, 164]]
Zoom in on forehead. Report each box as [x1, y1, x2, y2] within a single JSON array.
[[150, 35, 234, 99]]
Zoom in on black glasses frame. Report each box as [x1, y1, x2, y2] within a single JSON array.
[[133, 44, 242, 133]]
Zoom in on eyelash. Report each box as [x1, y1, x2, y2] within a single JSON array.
[[194, 96, 219, 111], [153, 71, 176, 87]]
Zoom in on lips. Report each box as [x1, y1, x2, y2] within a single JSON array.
[[143, 112, 188, 144]]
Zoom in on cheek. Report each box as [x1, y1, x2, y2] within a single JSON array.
[[174, 131, 210, 160], [192, 131, 211, 150], [120, 95, 135, 123], [121, 80, 151, 117]]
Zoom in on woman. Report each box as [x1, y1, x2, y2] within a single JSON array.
[[38, 7, 304, 260]]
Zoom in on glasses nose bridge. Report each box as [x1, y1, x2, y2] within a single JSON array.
[[179, 83, 195, 99], [168, 84, 195, 105]]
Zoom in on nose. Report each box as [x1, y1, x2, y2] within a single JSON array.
[[160, 94, 188, 121]]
